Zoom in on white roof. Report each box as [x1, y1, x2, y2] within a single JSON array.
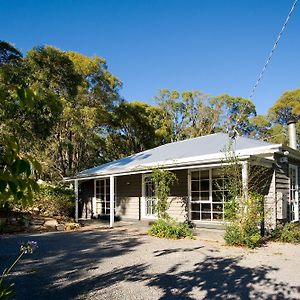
[[75, 133, 281, 179]]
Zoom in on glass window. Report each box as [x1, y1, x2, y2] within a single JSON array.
[[95, 179, 115, 216], [289, 165, 299, 222], [190, 168, 227, 221], [144, 177, 156, 216]]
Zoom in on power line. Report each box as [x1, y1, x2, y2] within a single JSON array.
[[249, 0, 299, 100]]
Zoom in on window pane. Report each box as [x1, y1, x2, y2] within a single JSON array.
[[213, 213, 223, 220], [201, 203, 211, 212], [191, 203, 200, 212], [200, 170, 209, 179], [191, 180, 200, 191], [212, 179, 223, 190], [200, 191, 209, 201], [213, 203, 223, 212], [192, 192, 200, 201], [212, 191, 223, 202], [191, 212, 200, 220], [200, 180, 209, 190], [191, 171, 200, 180], [212, 168, 223, 177], [201, 212, 211, 220]]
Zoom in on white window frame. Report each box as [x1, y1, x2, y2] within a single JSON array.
[[188, 168, 226, 222], [141, 174, 157, 220], [94, 178, 114, 216], [289, 164, 299, 222]]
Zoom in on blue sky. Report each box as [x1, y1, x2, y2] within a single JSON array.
[[1, 0, 299, 115]]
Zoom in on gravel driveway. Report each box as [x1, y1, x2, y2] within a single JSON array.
[[0, 227, 300, 299]]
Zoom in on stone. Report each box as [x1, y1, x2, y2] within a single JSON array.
[[30, 219, 45, 226], [44, 219, 58, 229], [56, 224, 65, 231], [65, 222, 80, 231], [28, 225, 44, 231], [0, 218, 7, 226]]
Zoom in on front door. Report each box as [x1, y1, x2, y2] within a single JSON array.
[[142, 176, 156, 219]]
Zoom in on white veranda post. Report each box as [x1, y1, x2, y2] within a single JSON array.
[[74, 179, 79, 223], [242, 161, 249, 200], [110, 176, 115, 228]]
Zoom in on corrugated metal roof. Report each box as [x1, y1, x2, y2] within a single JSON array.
[[77, 133, 280, 178]]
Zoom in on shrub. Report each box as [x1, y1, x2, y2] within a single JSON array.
[[31, 183, 74, 217], [271, 223, 300, 244], [148, 219, 194, 239], [224, 222, 261, 249], [224, 193, 263, 249]]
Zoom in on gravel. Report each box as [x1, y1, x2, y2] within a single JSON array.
[[0, 227, 299, 299]]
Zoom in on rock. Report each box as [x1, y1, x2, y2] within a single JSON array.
[[56, 224, 65, 231], [44, 219, 58, 229], [28, 225, 44, 231], [30, 219, 45, 226], [0, 218, 7, 226], [65, 222, 80, 231]]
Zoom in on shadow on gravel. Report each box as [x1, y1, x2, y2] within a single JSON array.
[[0, 229, 142, 299], [1, 232, 300, 300], [36, 254, 300, 299], [146, 256, 300, 299]]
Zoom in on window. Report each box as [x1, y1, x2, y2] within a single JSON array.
[[95, 179, 115, 216], [190, 169, 228, 221], [289, 165, 299, 222]]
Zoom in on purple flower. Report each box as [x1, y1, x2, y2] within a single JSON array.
[[20, 241, 38, 254]]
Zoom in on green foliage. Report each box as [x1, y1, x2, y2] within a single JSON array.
[[224, 193, 263, 249], [0, 41, 22, 65], [105, 101, 165, 160], [148, 219, 193, 239], [151, 169, 177, 220], [0, 135, 40, 208], [31, 183, 74, 217], [271, 223, 300, 244], [155, 89, 256, 142]]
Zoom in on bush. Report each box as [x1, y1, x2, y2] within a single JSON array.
[[224, 222, 261, 249], [148, 219, 194, 239], [224, 193, 263, 249], [31, 183, 74, 217], [271, 223, 300, 244]]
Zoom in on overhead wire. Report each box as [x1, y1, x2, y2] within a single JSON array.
[[230, 0, 299, 139], [249, 0, 299, 100]]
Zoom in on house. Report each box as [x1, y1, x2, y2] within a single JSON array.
[[66, 121, 300, 230]]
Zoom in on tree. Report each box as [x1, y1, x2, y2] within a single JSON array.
[[105, 101, 165, 160], [269, 88, 300, 124], [155, 89, 257, 141], [0, 41, 22, 65], [267, 88, 300, 148], [33, 49, 122, 179]]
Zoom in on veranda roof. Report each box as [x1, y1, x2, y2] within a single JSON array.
[[72, 133, 281, 179]]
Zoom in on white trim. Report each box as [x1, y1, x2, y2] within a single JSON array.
[[93, 179, 97, 218], [242, 161, 249, 199], [110, 176, 115, 228], [187, 170, 192, 221], [289, 164, 299, 222], [74, 179, 79, 223], [141, 174, 157, 220]]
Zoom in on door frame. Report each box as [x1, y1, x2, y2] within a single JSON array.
[[141, 174, 157, 220], [289, 164, 299, 222]]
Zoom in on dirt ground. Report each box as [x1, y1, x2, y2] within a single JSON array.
[[0, 226, 299, 299]]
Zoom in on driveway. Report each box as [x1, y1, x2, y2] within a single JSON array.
[[0, 227, 300, 299]]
